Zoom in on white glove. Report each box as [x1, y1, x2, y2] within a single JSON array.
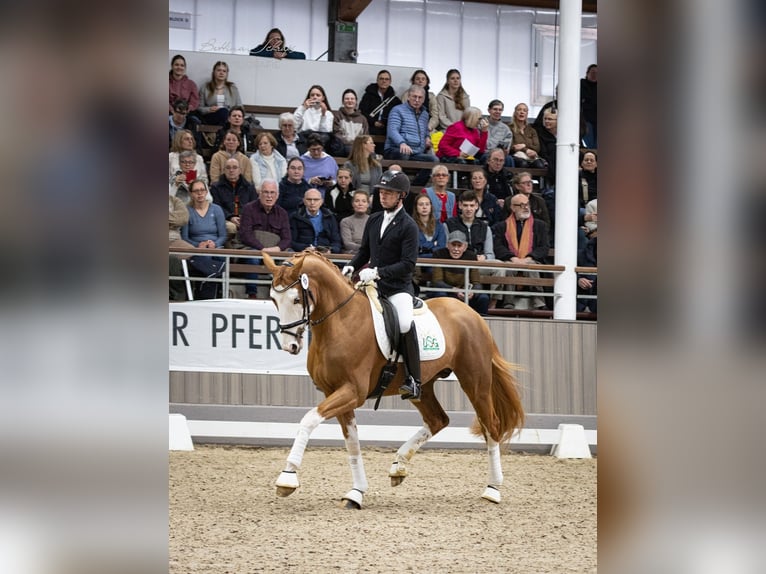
[[341, 265, 354, 279], [359, 267, 379, 283]]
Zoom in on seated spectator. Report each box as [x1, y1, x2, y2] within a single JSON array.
[[293, 85, 334, 143], [301, 135, 338, 196], [483, 148, 513, 207], [481, 100, 514, 166], [169, 99, 201, 150], [213, 105, 256, 156], [275, 112, 308, 160], [250, 131, 287, 192], [384, 85, 437, 186], [444, 190, 504, 309], [399, 69, 440, 133], [412, 193, 446, 257], [340, 190, 370, 254], [430, 230, 489, 316], [169, 55, 199, 115], [289, 188, 342, 253], [344, 135, 382, 196], [170, 150, 210, 203], [466, 169, 502, 226], [507, 171, 551, 232], [581, 64, 598, 149], [492, 195, 550, 310], [210, 157, 257, 240], [537, 108, 558, 187], [249, 28, 306, 59], [509, 102, 546, 169], [437, 107, 489, 164], [533, 86, 557, 134], [278, 157, 311, 216], [325, 167, 355, 224], [436, 69, 470, 131], [333, 89, 368, 157], [359, 70, 401, 151], [423, 164, 457, 223], [209, 130, 253, 184], [238, 179, 292, 298], [169, 129, 207, 185], [169, 194, 194, 251], [578, 151, 598, 213], [577, 223, 597, 313], [180, 180, 227, 299], [198, 61, 242, 126]]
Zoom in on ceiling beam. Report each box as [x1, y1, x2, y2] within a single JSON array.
[[336, 0, 374, 22], [465, 0, 596, 13]]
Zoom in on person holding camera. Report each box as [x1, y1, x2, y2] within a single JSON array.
[[301, 134, 338, 197]]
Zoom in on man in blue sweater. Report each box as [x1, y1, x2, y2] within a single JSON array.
[[384, 85, 437, 186]]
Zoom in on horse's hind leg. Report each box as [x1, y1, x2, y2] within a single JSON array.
[[337, 412, 368, 509], [389, 385, 449, 487], [481, 438, 504, 503]]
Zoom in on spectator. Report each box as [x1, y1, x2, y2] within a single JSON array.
[[213, 106, 255, 155], [344, 135, 382, 195], [412, 193, 446, 257], [170, 150, 208, 203], [249, 28, 306, 59], [210, 157, 257, 239], [275, 112, 308, 160], [340, 190, 370, 254], [537, 108, 558, 187], [483, 148, 514, 206], [578, 151, 598, 211], [581, 64, 598, 149], [444, 189, 503, 309], [437, 107, 489, 164], [583, 198, 598, 235], [169, 129, 207, 185], [210, 130, 253, 184], [509, 102, 546, 169], [180, 180, 227, 299], [333, 88, 369, 157], [289, 188, 342, 253], [301, 134, 338, 196], [250, 131, 287, 192], [169, 194, 194, 250], [293, 85, 334, 140], [533, 86, 558, 135], [384, 85, 437, 186], [492, 194, 550, 310], [198, 60, 242, 126], [423, 164, 457, 224], [577, 218, 597, 314], [481, 100, 514, 165], [508, 171, 551, 232], [399, 69, 440, 133], [278, 157, 311, 216], [430, 230, 489, 316], [238, 179, 292, 298], [359, 70, 401, 149], [466, 169, 502, 226], [169, 99, 201, 150], [325, 167, 355, 224], [168, 54, 199, 114], [436, 69, 470, 131]]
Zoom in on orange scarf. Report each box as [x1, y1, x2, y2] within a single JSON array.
[[504, 213, 535, 258]]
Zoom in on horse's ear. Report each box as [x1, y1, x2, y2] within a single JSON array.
[[262, 252, 278, 272]]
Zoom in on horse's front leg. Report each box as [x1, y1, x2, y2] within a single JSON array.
[[337, 412, 368, 509], [275, 407, 325, 497]]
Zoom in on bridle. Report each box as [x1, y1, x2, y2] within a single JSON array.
[[272, 263, 360, 343]]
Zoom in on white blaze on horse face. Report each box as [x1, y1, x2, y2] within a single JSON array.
[[270, 285, 305, 354]]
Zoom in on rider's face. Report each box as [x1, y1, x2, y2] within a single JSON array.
[[378, 188, 400, 210]]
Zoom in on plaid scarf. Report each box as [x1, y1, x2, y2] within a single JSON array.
[[504, 213, 535, 258]]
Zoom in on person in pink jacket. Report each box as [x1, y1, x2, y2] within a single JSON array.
[[169, 54, 199, 114], [437, 107, 489, 164]]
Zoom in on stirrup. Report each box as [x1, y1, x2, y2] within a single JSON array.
[[398, 377, 421, 402]]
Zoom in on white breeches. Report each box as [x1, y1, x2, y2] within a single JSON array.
[[387, 292, 413, 332]]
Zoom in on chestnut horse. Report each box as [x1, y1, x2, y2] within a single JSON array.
[[263, 249, 524, 508]]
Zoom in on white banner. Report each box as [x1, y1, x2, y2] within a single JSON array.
[[169, 300, 309, 375], [169, 11, 192, 30]]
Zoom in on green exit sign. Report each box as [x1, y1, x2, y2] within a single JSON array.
[[336, 22, 356, 33]]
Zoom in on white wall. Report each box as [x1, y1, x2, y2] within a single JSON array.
[[168, 0, 597, 116]]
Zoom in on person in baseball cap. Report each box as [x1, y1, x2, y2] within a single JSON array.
[[342, 170, 423, 400]]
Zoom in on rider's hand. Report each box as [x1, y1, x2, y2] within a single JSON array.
[[341, 265, 355, 279], [359, 267, 379, 283]]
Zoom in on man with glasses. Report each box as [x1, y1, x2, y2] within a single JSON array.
[[480, 100, 514, 166], [509, 171, 551, 231], [483, 148, 514, 208], [210, 157, 257, 241], [384, 85, 437, 186], [289, 188, 341, 253], [169, 98, 201, 150], [492, 194, 550, 310]]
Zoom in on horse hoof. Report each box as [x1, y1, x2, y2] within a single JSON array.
[[390, 476, 405, 487], [341, 488, 364, 509], [276, 485, 296, 497], [481, 485, 501, 504]]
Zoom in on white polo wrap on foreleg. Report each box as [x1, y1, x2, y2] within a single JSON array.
[[344, 419, 368, 493], [285, 407, 325, 469], [486, 439, 503, 487]]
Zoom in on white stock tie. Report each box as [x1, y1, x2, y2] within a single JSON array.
[[380, 213, 393, 237]]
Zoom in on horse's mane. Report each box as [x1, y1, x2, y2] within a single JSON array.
[[273, 248, 349, 286]]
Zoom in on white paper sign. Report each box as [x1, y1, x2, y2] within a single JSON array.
[[169, 12, 192, 30], [459, 139, 480, 157]]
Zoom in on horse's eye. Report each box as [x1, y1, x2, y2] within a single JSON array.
[[293, 298, 301, 305]]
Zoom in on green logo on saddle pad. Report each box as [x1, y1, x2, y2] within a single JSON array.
[[422, 335, 440, 351]]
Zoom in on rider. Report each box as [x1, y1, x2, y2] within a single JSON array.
[[342, 170, 422, 401]]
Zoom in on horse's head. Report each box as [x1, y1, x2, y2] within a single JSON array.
[[263, 251, 312, 355]]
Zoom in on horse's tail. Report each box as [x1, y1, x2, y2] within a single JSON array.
[[470, 348, 525, 443]]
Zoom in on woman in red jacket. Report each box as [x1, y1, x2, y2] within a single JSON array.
[[436, 107, 489, 164]]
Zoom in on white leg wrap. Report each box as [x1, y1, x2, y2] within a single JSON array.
[[344, 419, 368, 493], [390, 426, 432, 477], [486, 439, 503, 487], [285, 407, 325, 469]]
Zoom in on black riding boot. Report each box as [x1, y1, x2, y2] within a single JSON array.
[[398, 323, 422, 401]]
